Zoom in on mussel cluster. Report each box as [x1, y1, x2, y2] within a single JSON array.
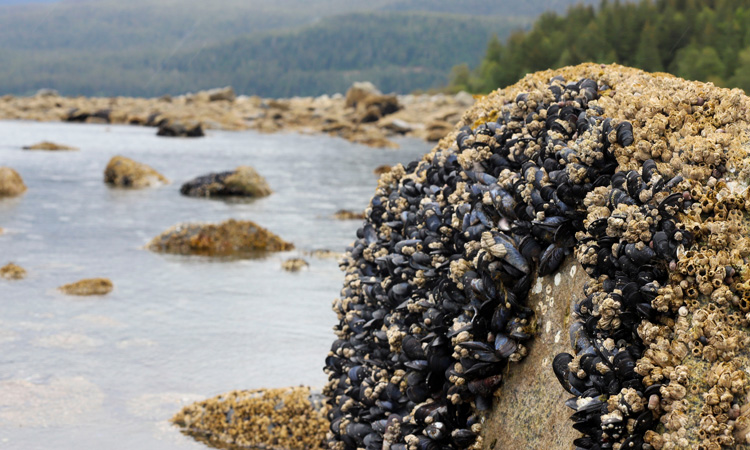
[[323, 75, 678, 450], [553, 159, 691, 449]]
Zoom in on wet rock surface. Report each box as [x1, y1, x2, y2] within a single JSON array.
[[0, 167, 27, 197], [180, 166, 272, 198], [104, 155, 169, 188], [147, 219, 293, 257], [171, 386, 328, 450], [58, 278, 114, 296], [321, 63, 750, 450]]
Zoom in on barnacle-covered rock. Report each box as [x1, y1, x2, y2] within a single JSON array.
[[171, 386, 328, 450], [0, 167, 27, 197], [323, 63, 750, 450], [103, 156, 169, 188], [148, 219, 293, 257], [180, 166, 272, 198], [58, 278, 113, 296]]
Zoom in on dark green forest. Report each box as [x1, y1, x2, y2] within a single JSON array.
[[451, 0, 750, 94]]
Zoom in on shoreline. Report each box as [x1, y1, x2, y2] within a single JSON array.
[[0, 86, 475, 149]]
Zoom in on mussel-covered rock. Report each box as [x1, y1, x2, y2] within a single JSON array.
[[0, 167, 27, 197], [180, 166, 272, 198], [58, 278, 113, 296], [324, 63, 750, 450], [147, 219, 293, 257], [172, 387, 328, 450], [104, 156, 169, 188]]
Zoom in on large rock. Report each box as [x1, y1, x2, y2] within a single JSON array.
[[0, 167, 27, 197], [104, 156, 169, 188], [172, 387, 327, 450], [321, 63, 750, 450], [180, 166, 272, 198], [147, 219, 293, 257]]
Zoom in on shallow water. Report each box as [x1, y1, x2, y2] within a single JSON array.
[[0, 121, 432, 450]]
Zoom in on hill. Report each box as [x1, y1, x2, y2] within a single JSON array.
[[0, 0, 595, 97]]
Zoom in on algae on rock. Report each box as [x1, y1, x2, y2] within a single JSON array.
[[148, 219, 293, 257], [58, 278, 113, 296], [0, 263, 26, 280]]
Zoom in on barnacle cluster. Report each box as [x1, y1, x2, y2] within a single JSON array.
[[172, 387, 328, 450], [324, 63, 750, 450]]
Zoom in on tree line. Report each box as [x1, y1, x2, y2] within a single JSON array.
[[450, 0, 750, 94]]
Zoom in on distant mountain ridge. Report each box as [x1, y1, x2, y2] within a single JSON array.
[[0, 0, 599, 97]]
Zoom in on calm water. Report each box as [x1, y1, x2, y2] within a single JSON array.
[[0, 121, 431, 450]]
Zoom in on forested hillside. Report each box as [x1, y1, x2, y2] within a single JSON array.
[[0, 0, 593, 97], [451, 0, 750, 94]]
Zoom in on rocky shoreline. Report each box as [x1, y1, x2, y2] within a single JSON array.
[[0, 83, 474, 148]]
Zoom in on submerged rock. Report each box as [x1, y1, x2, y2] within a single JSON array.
[[58, 278, 113, 296], [0, 167, 27, 197], [23, 141, 78, 151], [172, 386, 328, 450], [180, 166, 272, 198], [148, 219, 293, 257], [156, 119, 204, 137], [332, 209, 365, 220], [0, 263, 26, 280], [322, 63, 750, 450], [282, 257, 309, 272], [104, 156, 169, 188]]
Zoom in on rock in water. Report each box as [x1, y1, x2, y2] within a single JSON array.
[[322, 63, 750, 450], [282, 257, 309, 272], [23, 141, 78, 151], [172, 387, 328, 450], [180, 166, 272, 198], [0, 263, 26, 280], [0, 167, 27, 197], [58, 278, 113, 296], [156, 119, 204, 137], [147, 219, 293, 257], [104, 156, 169, 188], [332, 210, 365, 220]]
